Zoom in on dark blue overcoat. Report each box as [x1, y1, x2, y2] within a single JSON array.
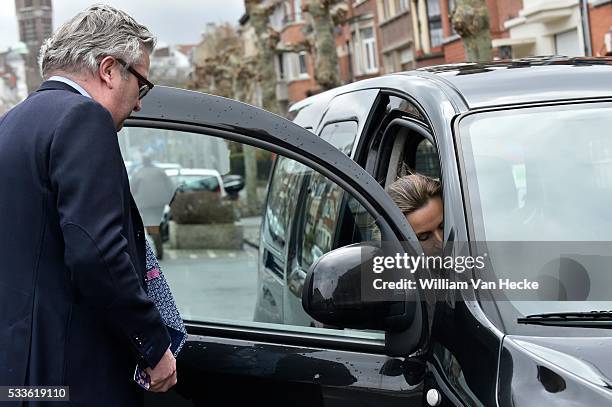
[[0, 81, 170, 406]]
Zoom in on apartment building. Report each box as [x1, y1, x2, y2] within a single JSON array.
[[14, 0, 53, 92], [589, 0, 611, 56], [348, 0, 384, 79], [240, 0, 608, 110], [377, 0, 416, 72]]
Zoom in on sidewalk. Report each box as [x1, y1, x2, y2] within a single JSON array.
[[241, 215, 261, 249]]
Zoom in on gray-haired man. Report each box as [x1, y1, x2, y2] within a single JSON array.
[[0, 4, 176, 405]]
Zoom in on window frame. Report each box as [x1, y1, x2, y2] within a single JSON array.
[[121, 123, 408, 351], [426, 0, 443, 48], [361, 27, 379, 74], [295, 120, 361, 272], [297, 51, 309, 78]]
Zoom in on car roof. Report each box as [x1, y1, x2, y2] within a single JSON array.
[[166, 168, 221, 177], [154, 162, 182, 169], [413, 57, 612, 108], [290, 57, 612, 112]]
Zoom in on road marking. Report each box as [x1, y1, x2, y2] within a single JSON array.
[[228, 252, 236, 258], [207, 250, 217, 258], [168, 251, 177, 260], [189, 254, 198, 259]]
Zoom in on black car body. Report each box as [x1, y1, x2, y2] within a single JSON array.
[[124, 58, 612, 407]]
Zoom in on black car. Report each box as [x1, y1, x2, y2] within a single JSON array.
[[122, 57, 612, 407]]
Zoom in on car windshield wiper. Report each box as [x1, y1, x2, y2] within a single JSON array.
[[518, 311, 612, 328]]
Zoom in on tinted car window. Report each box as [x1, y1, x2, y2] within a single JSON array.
[[459, 102, 612, 322], [299, 121, 361, 268], [414, 139, 440, 179], [264, 157, 306, 249], [319, 121, 358, 155], [119, 126, 384, 342]]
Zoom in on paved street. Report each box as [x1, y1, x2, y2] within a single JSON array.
[[154, 216, 262, 324]]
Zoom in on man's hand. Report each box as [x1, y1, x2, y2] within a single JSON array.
[[145, 348, 177, 392]]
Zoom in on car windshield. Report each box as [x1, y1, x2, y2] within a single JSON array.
[[458, 102, 612, 323]]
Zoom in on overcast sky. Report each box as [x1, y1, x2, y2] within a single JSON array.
[[0, 0, 246, 51]]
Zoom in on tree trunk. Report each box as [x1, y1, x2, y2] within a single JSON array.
[[245, 0, 280, 114], [306, 0, 341, 90], [243, 145, 260, 216], [243, 0, 281, 214], [451, 0, 492, 62]]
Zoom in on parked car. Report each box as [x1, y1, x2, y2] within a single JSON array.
[[125, 58, 612, 407], [159, 169, 245, 241], [165, 168, 227, 198], [125, 160, 182, 179]]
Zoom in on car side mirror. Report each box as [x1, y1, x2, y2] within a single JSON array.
[[302, 243, 425, 356], [301, 243, 418, 333], [222, 174, 244, 196]]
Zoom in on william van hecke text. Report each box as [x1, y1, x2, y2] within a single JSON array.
[[372, 278, 539, 290]]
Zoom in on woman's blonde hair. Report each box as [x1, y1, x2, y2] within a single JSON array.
[[386, 174, 441, 216]]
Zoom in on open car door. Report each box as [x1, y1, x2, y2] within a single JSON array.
[[122, 86, 427, 407]]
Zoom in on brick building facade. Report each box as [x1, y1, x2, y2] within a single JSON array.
[[14, 0, 53, 92], [589, 0, 612, 56], [242, 0, 609, 110]]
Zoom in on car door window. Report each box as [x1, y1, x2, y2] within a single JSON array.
[[300, 121, 359, 270], [319, 121, 358, 155], [264, 156, 304, 251], [298, 120, 370, 269], [119, 126, 383, 340], [414, 139, 441, 179], [298, 173, 376, 270]]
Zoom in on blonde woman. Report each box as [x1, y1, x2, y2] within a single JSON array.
[[386, 174, 443, 255]]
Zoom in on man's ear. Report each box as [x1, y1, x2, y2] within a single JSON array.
[[98, 56, 118, 89]]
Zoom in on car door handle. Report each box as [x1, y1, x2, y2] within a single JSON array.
[[264, 250, 284, 278]]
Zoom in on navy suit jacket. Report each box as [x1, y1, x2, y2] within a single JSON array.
[[0, 81, 170, 406]]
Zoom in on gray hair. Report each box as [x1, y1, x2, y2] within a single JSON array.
[[39, 4, 156, 79]]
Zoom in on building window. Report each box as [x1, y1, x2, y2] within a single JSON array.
[[24, 0, 33, 7], [351, 31, 362, 74], [396, 0, 409, 12], [277, 54, 285, 80], [281, 52, 309, 81], [269, 3, 285, 30], [382, 0, 391, 20], [283, 1, 293, 24], [294, 0, 302, 22], [554, 29, 584, 57], [361, 27, 378, 73], [400, 47, 413, 69], [42, 17, 52, 36], [499, 46, 512, 59], [427, 0, 443, 48], [383, 53, 394, 74], [298, 52, 308, 75]]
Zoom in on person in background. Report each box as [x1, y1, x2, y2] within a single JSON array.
[[131, 155, 176, 259]]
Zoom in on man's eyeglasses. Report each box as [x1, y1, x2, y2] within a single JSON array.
[[116, 58, 154, 100]]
